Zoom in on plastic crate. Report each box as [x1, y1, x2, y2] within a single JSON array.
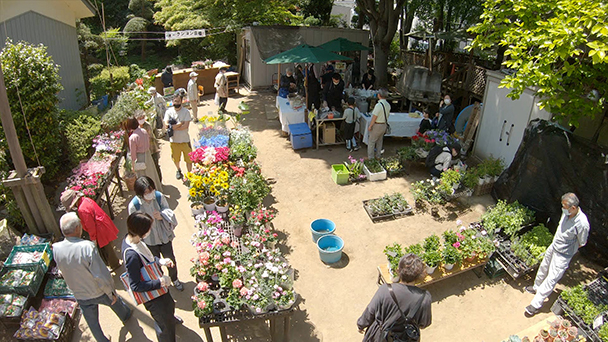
[[0, 264, 46, 297], [585, 277, 608, 307], [484, 255, 506, 279], [331, 164, 349, 185], [289, 123, 312, 150], [4, 243, 52, 273], [363, 164, 387, 181]]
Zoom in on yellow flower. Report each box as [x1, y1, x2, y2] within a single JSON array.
[[189, 188, 197, 197], [220, 171, 228, 178], [193, 180, 203, 189], [198, 191, 205, 197], [221, 182, 229, 189], [209, 171, 217, 178], [186, 172, 194, 179], [210, 185, 216, 193], [202, 177, 210, 185]]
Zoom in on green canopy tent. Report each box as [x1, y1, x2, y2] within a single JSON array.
[[318, 37, 370, 52], [264, 44, 352, 113]]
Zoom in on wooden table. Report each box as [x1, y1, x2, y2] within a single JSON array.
[[199, 307, 296, 342], [93, 152, 125, 220], [313, 116, 346, 149], [377, 258, 488, 287]]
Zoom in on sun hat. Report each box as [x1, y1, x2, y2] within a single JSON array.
[[60, 189, 83, 212], [189, 71, 198, 77], [147, 87, 157, 94]]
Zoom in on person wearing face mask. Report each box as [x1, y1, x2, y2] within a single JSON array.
[[135, 110, 163, 183], [323, 73, 345, 113], [187, 72, 199, 122], [436, 95, 455, 133], [127, 176, 182, 291], [215, 67, 229, 113], [279, 67, 297, 98], [127, 117, 163, 192], [122, 212, 181, 342], [164, 90, 192, 180], [525, 193, 590, 317]]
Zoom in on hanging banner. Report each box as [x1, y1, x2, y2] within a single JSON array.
[[165, 29, 206, 40]]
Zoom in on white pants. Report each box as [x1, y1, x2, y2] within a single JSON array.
[[530, 245, 572, 308]]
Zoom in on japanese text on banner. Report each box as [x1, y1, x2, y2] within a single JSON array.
[[165, 29, 206, 41]]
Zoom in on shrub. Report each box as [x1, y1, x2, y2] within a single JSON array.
[[89, 66, 130, 100], [0, 39, 64, 181], [101, 89, 148, 130], [59, 109, 102, 165]]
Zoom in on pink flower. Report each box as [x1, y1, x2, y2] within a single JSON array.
[[240, 287, 249, 296], [199, 252, 210, 262], [452, 242, 461, 248], [197, 301, 206, 309], [221, 236, 230, 245], [232, 279, 243, 288], [196, 282, 209, 292]]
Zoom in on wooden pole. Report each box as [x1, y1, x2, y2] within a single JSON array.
[[0, 67, 28, 177]]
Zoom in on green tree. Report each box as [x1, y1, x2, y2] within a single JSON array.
[[469, 0, 608, 126], [356, 0, 407, 87], [302, 0, 335, 26], [82, 0, 130, 33], [0, 40, 64, 180], [125, 0, 157, 60]]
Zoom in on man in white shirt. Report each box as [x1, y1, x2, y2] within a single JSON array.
[[367, 89, 390, 159], [187, 72, 199, 122], [145, 87, 166, 135], [215, 67, 229, 113], [164, 91, 192, 180], [525, 193, 590, 317]]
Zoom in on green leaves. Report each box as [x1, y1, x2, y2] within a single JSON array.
[[469, 0, 608, 126]]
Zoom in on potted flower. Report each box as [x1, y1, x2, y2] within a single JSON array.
[[379, 156, 402, 177], [363, 158, 387, 181], [229, 208, 247, 237], [123, 158, 136, 191], [192, 282, 215, 317], [442, 245, 462, 270], [422, 250, 443, 274], [344, 156, 366, 182]]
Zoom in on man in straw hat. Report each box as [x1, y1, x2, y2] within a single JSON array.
[[60, 189, 121, 272]]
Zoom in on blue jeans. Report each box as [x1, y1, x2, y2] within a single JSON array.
[[78, 294, 132, 342]]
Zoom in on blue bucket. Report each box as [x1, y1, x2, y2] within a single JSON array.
[[310, 219, 336, 243], [316, 235, 344, 264]]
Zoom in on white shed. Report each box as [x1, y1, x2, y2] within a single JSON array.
[[237, 25, 369, 89], [473, 70, 553, 166]]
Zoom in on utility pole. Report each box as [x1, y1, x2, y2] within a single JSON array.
[[0, 64, 60, 236]]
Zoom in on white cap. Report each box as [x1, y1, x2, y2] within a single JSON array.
[[189, 71, 198, 77], [147, 87, 156, 94]]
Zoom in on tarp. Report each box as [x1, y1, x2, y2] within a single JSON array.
[[493, 119, 608, 266]]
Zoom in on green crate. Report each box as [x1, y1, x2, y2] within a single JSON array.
[[484, 255, 506, 279], [0, 264, 45, 297], [5, 243, 52, 273], [331, 164, 349, 185]]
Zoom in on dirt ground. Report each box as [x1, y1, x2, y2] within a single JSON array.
[[9, 89, 601, 342]]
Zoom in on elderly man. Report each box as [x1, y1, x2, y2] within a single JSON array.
[[145, 87, 166, 134], [279, 67, 297, 98], [164, 90, 192, 180], [525, 193, 590, 317], [187, 71, 199, 122], [60, 189, 121, 271], [367, 88, 390, 159], [214, 66, 229, 113], [53, 213, 132, 342]]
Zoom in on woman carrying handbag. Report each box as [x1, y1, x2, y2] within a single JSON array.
[[121, 212, 181, 342]]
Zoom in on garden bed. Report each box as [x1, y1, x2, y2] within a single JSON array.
[[362, 194, 413, 223]]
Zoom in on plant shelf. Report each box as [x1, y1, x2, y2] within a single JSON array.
[[494, 240, 538, 279], [555, 296, 603, 342], [362, 199, 412, 223]]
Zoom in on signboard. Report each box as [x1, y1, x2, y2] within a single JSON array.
[[165, 29, 206, 41]]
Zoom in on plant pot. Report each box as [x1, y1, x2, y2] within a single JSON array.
[[566, 327, 577, 341], [203, 197, 216, 212], [216, 201, 228, 213], [431, 208, 439, 217], [363, 164, 387, 182], [444, 263, 454, 271], [124, 174, 136, 191], [464, 253, 477, 263], [559, 319, 571, 331], [477, 177, 485, 185], [191, 204, 205, 216], [426, 265, 437, 275]]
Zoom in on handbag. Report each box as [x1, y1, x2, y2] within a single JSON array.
[[120, 248, 168, 305], [380, 102, 391, 135], [383, 284, 427, 342]]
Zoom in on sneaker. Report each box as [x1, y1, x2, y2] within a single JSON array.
[[348, 148, 354, 152], [525, 286, 536, 295], [173, 279, 184, 291], [525, 305, 540, 317], [174, 315, 184, 325], [176, 170, 183, 180], [354, 145, 360, 151]]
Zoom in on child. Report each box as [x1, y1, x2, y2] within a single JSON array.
[[419, 108, 433, 134], [343, 97, 362, 152]]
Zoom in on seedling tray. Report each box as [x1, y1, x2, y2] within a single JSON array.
[[494, 240, 537, 279], [556, 296, 603, 342], [585, 277, 608, 307], [362, 199, 412, 223]]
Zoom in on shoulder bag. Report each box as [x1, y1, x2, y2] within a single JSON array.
[[380, 102, 391, 135], [120, 247, 168, 305], [383, 284, 427, 342]]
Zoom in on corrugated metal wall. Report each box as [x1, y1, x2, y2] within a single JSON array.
[[241, 26, 369, 89], [0, 11, 87, 110]]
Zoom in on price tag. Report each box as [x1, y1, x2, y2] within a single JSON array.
[[593, 314, 604, 329]]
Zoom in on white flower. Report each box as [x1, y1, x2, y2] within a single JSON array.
[[262, 271, 269, 278], [271, 266, 279, 273], [456, 219, 463, 226], [281, 275, 287, 280]]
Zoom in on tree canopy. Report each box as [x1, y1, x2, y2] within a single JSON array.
[[469, 0, 608, 125]]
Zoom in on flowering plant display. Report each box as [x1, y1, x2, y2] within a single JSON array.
[[229, 169, 271, 212], [192, 282, 214, 316], [411, 179, 449, 205], [425, 130, 459, 147], [189, 146, 230, 165], [344, 156, 366, 181], [229, 128, 257, 162], [194, 125, 230, 148], [65, 130, 124, 198], [410, 131, 435, 151], [185, 165, 231, 199], [247, 206, 277, 227]]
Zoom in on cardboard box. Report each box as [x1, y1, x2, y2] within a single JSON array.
[[321, 122, 336, 144]]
